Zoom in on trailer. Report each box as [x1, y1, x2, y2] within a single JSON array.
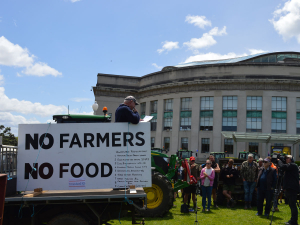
[[4, 188, 147, 225]]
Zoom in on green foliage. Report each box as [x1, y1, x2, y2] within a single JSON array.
[[0, 125, 18, 146]]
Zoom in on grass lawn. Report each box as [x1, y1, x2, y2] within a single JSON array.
[[108, 193, 294, 225]]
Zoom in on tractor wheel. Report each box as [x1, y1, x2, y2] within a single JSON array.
[[139, 172, 173, 217], [47, 213, 89, 225], [216, 187, 225, 206]]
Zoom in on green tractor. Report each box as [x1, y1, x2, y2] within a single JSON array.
[[210, 152, 225, 163], [53, 112, 189, 217], [238, 151, 260, 160], [176, 149, 193, 160]]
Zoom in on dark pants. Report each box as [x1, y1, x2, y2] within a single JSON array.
[[286, 189, 298, 225], [244, 181, 256, 202], [202, 186, 213, 210], [257, 189, 273, 215]]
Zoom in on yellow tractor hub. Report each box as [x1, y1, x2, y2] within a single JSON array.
[[144, 184, 163, 209]]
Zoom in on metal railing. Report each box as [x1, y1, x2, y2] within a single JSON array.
[[0, 144, 18, 178]]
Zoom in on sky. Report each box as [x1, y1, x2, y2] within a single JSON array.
[[0, 0, 300, 135]]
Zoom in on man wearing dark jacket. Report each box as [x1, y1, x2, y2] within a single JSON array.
[[278, 155, 299, 225], [220, 159, 238, 208], [115, 96, 140, 124], [256, 158, 277, 217]]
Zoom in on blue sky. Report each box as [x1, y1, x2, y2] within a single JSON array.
[[0, 0, 300, 135]]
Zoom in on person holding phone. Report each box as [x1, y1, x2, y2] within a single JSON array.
[[115, 96, 141, 124]]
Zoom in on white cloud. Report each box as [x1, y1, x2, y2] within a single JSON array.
[[0, 36, 62, 77], [70, 0, 81, 2], [152, 63, 163, 70], [157, 41, 179, 54], [13, 20, 17, 27], [183, 26, 227, 51], [0, 112, 40, 135], [185, 15, 211, 29], [184, 52, 246, 63], [270, 0, 300, 43], [22, 62, 62, 77], [70, 97, 92, 102], [0, 70, 4, 85], [248, 49, 268, 55], [0, 87, 67, 117]]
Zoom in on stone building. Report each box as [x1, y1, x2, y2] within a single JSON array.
[[93, 52, 300, 160]]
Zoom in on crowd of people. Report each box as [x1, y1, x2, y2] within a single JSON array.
[[178, 154, 299, 225]]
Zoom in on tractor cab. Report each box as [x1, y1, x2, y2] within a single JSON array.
[[177, 149, 193, 160], [238, 151, 260, 160], [151, 148, 168, 154], [210, 152, 225, 163]]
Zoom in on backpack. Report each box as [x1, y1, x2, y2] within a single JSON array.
[[181, 204, 189, 213]]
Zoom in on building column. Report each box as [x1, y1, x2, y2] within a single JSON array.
[[171, 98, 180, 155], [287, 97, 296, 135], [191, 97, 200, 156], [145, 101, 151, 116], [155, 99, 164, 148]]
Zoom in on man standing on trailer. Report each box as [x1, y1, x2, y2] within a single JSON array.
[[115, 96, 141, 124]]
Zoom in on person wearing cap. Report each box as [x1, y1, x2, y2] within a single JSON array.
[[182, 156, 200, 212], [257, 158, 264, 171], [278, 155, 299, 225], [115, 96, 141, 124], [240, 153, 258, 209], [256, 158, 277, 217]]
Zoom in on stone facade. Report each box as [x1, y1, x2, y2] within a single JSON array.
[[93, 63, 300, 160]]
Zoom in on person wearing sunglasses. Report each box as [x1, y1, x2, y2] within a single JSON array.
[[220, 159, 238, 208], [256, 158, 277, 217], [200, 160, 215, 212], [115, 96, 141, 124]]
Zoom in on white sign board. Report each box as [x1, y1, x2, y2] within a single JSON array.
[[17, 123, 151, 191]]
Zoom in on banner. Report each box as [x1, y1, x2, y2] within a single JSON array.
[[17, 123, 151, 191]]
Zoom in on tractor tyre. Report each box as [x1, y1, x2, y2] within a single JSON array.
[[139, 172, 173, 217], [47, 213, 89, 225], [216, 187, 225, 206]]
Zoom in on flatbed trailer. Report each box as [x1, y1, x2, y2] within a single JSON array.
[[4, 188, 147, 225]]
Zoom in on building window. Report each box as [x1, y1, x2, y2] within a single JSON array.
[[272, 118, 286, 133], [180, 98, 192, 130], [180, 117, 191, 130], [249, 142, 258, 153], [181, 138, 188, 150], [223, 96, 237, 110], [224, 139, 233, 154], [247, 97, 262, 132], [201, 138, 210, 153], [181, 98, 192, 111], [272, 97, 287, 133], [164, 99, 173, 112], [272, 97, 286, 111], [151, 137, 155, 148], [151, 117, 157, 131], [200, 97, 213, 131], [140, 102, 146, 119], [297, 98, 300, 134], [247, 96, 262, 110], [222, 96, 237, 131], [150, 101, 157, 113], [163, 117, 173, 131], [164, 137, 170, 151]]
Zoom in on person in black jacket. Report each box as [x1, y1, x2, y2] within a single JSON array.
[[256, 158, 277, 217], [278, 155, 300, 225], [220, 159, 238, 208], [115, 96, 141, 124]]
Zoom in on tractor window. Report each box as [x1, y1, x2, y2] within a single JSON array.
[[179, 151, 192, 159]]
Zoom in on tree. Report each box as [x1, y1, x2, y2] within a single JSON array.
[[0, 125, 18, 146]]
